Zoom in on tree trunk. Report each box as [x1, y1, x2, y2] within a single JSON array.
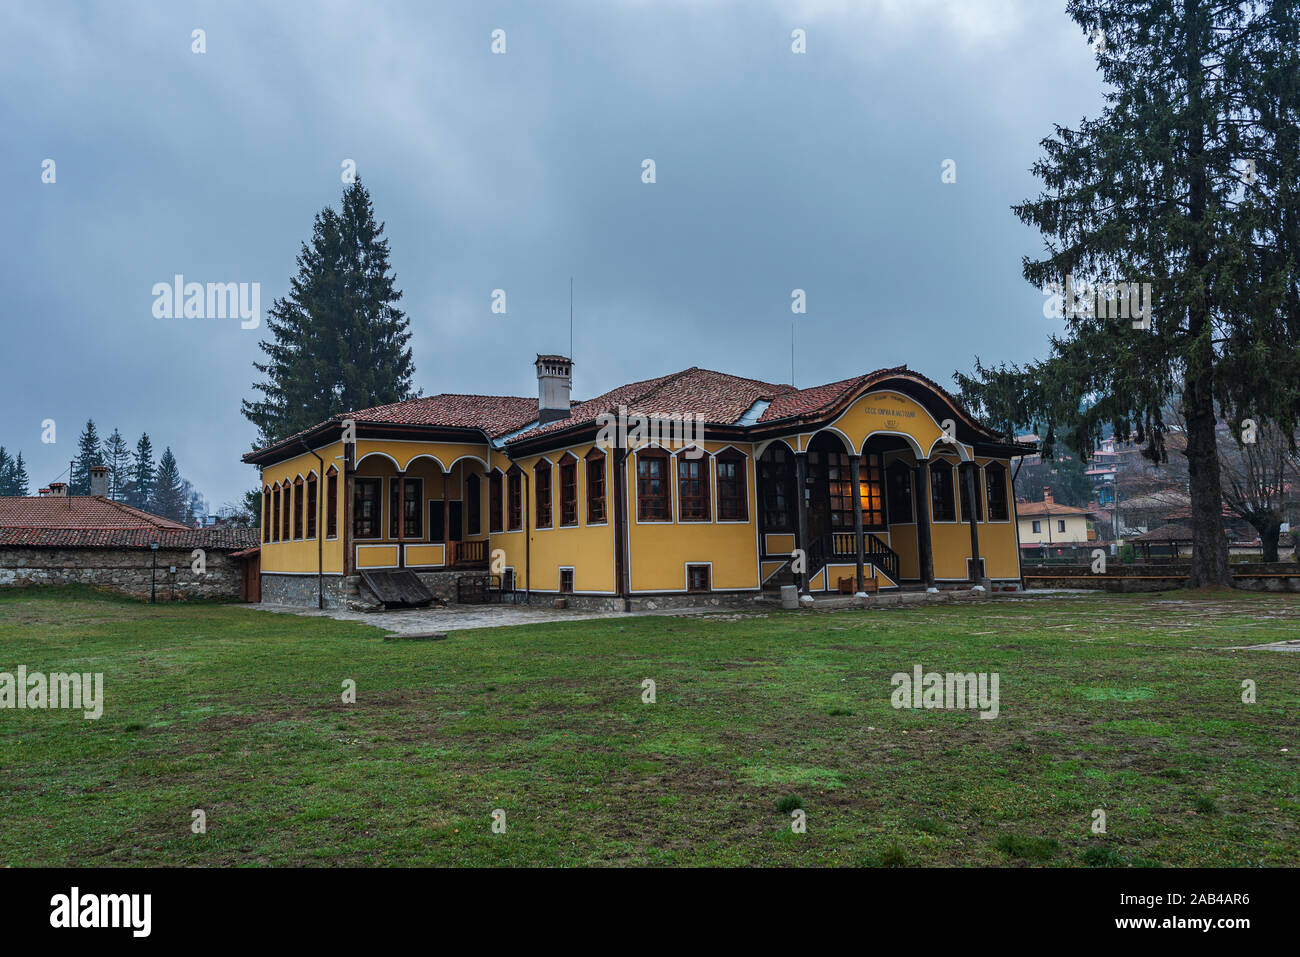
[[1261, 520, 1281, 564], [1182, 393, 1232, 587]]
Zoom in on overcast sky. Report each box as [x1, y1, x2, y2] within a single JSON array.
[[1, 0, 1104, 509]]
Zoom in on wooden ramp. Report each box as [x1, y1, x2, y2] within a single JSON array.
[[359, 569, 436, 608]]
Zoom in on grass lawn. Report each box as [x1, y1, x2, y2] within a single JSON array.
[[1, 585, 1297, 867]]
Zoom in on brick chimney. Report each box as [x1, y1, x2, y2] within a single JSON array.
[[535, 355, 573, 426], [48, 482, 68, 497], [1043, 486, 1054, 505], [90, 465, 110, 497]]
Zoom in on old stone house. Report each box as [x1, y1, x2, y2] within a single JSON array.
[[0, 467, 258, 601]]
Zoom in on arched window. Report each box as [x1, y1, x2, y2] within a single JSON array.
[[263, 486, 272, 543], [677, 450, 710, 522], [637, 449, 670, 521], [489, 470, 504, 533], [306, 473, 318, 539], [326, 467, 339, 538], [929, 460, 957, 522], [534, 459, 552, 528], [281, 483, 291, 540], [507, 468, 523, 531], [758, 444, 795, 531], [716, 449, 748, 521], [984, 462, 1008, 521], [559, 455, 578, 526], [585, 449, 607, 524]]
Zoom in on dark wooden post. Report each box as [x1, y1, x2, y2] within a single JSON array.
[[795, 451, 810, 594], [397, 473, 405, 568], [849, 454, 865, 593], [962, 462, 983, 584], [915, 460, 936, 589]]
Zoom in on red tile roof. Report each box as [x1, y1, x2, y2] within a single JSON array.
[[511, 367, 795, 441], [343, 393, 540, 437], [0, 496, 257, 550]]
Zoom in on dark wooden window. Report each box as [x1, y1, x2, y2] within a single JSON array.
[[353, 477, 381, 538], [326, 469, 338, 538], [985, 462, 1009, 521], [678, 453, 710, 522], [390, 478, 423, 538], [559, 568, 574, 594], [687, 564, 710, 593], [559, 456, 578, 526], [466, 473, 481, 536], [507, 468, 522, 531], [859, 453, 885, 530], [759, 446, 794, 531], [930, 461, 957, 522], [817, 450, 855, 528], [428, 501, 445, 542], [959, 466, 984, 523], [586, 450, 606, 524], [534, 459, 552, 528], [886, 461, 913, 524], [293, 477, 304, 539], [637, 450, 670, 521], [270, 485, 280, 542], [263, 487, 272, 543], [281, 484, 291, 541], [490, 471, 503, 533], [306, 473, 318, 538], [716, 451, 748, 521]]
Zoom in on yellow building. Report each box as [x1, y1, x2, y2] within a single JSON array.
[[242, 357, 1033, 608]]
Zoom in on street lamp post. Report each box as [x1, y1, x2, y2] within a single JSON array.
[[150, 542, 159, 604]]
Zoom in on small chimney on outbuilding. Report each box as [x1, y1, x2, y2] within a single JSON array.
[[535, 355, 573, 426], [48, 482, 68, 497], [1043, 486, 1054, 505], [90, 465, 110, 497]]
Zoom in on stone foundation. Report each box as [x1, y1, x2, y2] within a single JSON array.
[[0, 547, 244, 601]]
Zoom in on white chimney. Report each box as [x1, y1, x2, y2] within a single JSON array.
[[38, 487, 51, 497], [48, 482, 67, 497], [535, 355, 573, 426], [90, 465, 110, 497]]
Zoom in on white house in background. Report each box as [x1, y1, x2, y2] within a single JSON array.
[[1016, 487, 1095, 546]]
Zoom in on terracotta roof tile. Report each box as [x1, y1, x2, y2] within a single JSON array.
[[343, 394, 540, 437], [0, 496, 257, 550]]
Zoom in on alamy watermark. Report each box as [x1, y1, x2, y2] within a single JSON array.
[[152, 274, 261, 329], [890, 664, 999, 719], [1, 666, 103, 719], [595, 404, 705, 458], [1042, 275, 1153, 329]]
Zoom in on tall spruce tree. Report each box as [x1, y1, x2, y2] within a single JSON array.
[[70, 419, 103, 495], [242, 178, 416, 447], [0, 448, 13, 496], [957, 0, 1300, 587], [152, 447, 187, 522], [101, 428, 131, 500], [10, 453, 29, 497], [129, 433, 156, 510]]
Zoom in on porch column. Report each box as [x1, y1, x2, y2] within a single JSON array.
[[849, 453, 865, 593], [962, 462, 984, 585], [795, 451, 810, 595], [914, 461, 936, 589], [397, 473, 405, 569]]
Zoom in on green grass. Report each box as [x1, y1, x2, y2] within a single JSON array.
[[1, 584, 1297, 866]]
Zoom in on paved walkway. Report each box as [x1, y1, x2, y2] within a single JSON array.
[[241, 601, 766, 635]]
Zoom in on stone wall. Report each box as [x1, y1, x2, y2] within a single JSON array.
[[261, 573, 350, 608], [1021, 563, 1300, 592], [0, 547, 244, 601]]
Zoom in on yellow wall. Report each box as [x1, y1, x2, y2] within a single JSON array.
[[260, 441, 346, 574], [624, 441, 760, 593]]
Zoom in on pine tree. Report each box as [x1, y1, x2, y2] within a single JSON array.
[[0, 447, 11, 496], [128, 434, 156, 510], [241, 178, 416, 447], [71, 419, 103, 495], [152, 448, 187, 522], [101, 428, 131, 500], [10, 453, 29, 496], [957, 0, 1300, 587]]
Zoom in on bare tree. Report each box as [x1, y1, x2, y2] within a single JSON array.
[[1217, 420, 1300, 562]]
